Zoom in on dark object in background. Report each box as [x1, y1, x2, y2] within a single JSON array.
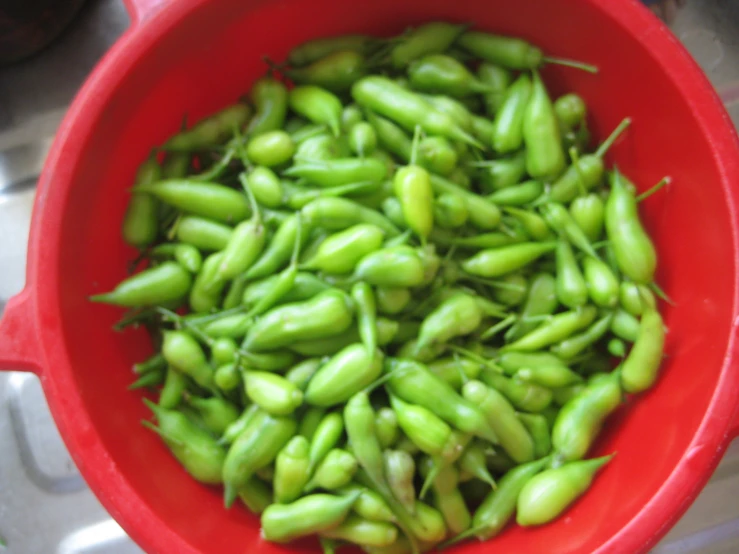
[[0, 0, 87, 65]]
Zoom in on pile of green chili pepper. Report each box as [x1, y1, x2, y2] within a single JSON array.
[[93, 21, 669, 554]]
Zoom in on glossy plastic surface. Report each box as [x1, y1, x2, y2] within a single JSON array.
[[0, 0, 738, 552]]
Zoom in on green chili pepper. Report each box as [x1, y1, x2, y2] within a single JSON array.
[[287, 50, 367, 92], [486, 179, 543, 207], [555, 239, 588, 308], [261, 491, 361, 543], [322, 515, 399, 547], [244, 166, 284, 209], [523, 71, 566, 180], [164, 103, 251, 151], [290, 317, 397, 357], [420, 458, 471, 536], [302, 197, 401, 236], [554, 93, 587, 131], [433, 193, 468, 229], [582, 256, 619, 308], [462, 380, 534, 463], [426, 357, 483, 391], [619, 281, 656, 316], [375, 287, 412, 315], [338, 483, 396, 523], [136, 180, 250, 224], [302, 224, 386, 274], [540, 202, 599, 259], [366, 110, 413, 162], [547, 117, 631, 204], [408, 54, 492, 97], [504, 305, 598, 352], [387, 358, 498, 444], [129, 368, 166, 390], [478, 63, 512, 116], [307, 412, 345, 473], [450, 456, 550, 543], [417, 136, 458, 177], [305, 344, 383, 406], [352, 246, 426, 288], [238, 477, 273, 514], [415, 292, 487, 352], [457, 31, 543, 69], [505, 272, 558, 341], [142, 399, 226, 484], [349, 121, 378, 158], [212, 178, 265, 283], [459, 442, 497, 489], [461, 242, 556, 278], [517, 454, 614, 526], [393, 130, 435, 241], [214, 363, 240, 392], [352, 282, 378, 357], [161, 330, 214, 390], [552, 370, 621, 462], [90, 262, 191, 307], [245, 76, 288, 136], [388, 21, 466, 68], [504, 207, 552, 241], [621, 309, 665, 393], [475, 149, 527, 192], [352, 76, 482, 148], [429, 174, 501, 231], [133, 352, 167, 375], [306, 448, 358, 491], [222, 410, 297, 507], [175, 215, 233, 252], [245, 129, 295, 167], [122, 155, 162, 248], [376, 407, 400, 449], [570, 194, 605, 243], [344, 393, 422, 552], [342, 104, 364, 131], [243, 288, 354, 351], [285, 157, 387, 188], [611, 308, 640, 342], [186, 395, 240, 436], [150, 243, 202, 274], [299, 406, 327, 440], [273, 435, 310, 504], [188, 252, 225, 313], [605, 168, 658, 284], [480, 370, 554, 412], [384, 449, 417, 514], [289, 34, 376, 66], [243, 370, 303, 416], [288, 85, 343, 136], [491, 73, 531, 153]]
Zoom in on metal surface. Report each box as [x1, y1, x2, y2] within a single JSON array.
[[0, 0, 738, 552]]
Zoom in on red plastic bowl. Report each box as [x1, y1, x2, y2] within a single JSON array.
[[1, 0, 738, 552]]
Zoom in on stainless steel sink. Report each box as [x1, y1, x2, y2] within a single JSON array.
[[0, 1, 738, 552]]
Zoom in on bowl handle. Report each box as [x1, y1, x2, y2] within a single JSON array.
[[0, 288, 42, 374], [122, 0, 169, 25]]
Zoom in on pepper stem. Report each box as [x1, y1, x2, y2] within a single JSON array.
[[568, 146, 588, 197], [542, 56, 599, 74], [239, 172, 262, 224], [636, 176, 671, 202], [649, 281, 676, 305], [480, 314, 517, 341], [155, 307, 215, 347], [140, 420, 185, 447], [595, 117, 632, 158]]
